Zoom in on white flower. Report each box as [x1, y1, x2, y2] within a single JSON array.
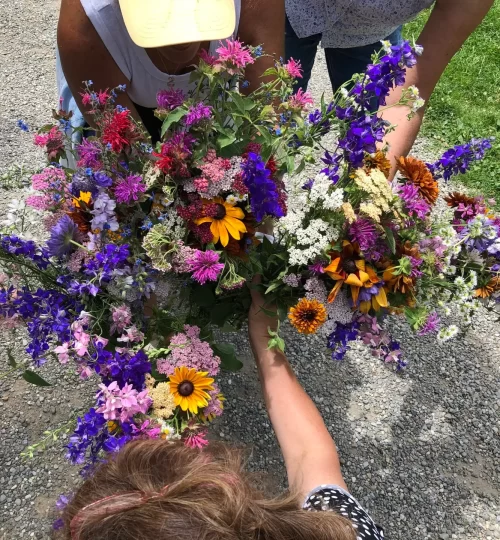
[[414, 44, 424, 56], [309, 173, 344, 211], [437, 325, 459, 343], [226, 194, 238, 205], [380, 40, 392, 54]]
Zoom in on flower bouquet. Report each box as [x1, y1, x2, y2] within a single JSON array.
[[257, 47, 496, 366]]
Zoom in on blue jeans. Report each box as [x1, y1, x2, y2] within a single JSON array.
[[285, 17, 403, 93]]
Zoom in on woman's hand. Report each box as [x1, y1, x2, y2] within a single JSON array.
[[247, 277, 278, 351]]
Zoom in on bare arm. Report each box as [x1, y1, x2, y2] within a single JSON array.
[[382, 0, 494, 177], [238, 0, 285, 92], [248, 292, 347, 499], [57, 0, 140, 126]]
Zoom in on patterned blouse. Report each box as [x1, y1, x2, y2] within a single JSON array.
[[303, 485, 384, 539], [286, 0, 435, 48]]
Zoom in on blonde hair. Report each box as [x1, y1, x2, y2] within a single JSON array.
[[59, 439, 356, 540]]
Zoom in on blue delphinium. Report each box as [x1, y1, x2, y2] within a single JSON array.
[[84, 244, 131, 282], [0, 236, 51, 269], [327, 320, 360, 361], [427, 138, 493, 181], [241, 152, 284, 222], [93, 345, 151, 389], [16, 119, 29, 132]]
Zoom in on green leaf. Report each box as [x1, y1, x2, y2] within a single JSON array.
[[230, 92, 247, 114], [22, 370, 51, 387], [265, 281, 283, 294], [286, 155, 295, 175], [384, 226, 396, 254], [161, 108, 187, 137], [212, 343, 243, 372], [7, 349, 17, 368], [217, 134, 237, 149], [191, 285, 216, 308], [210, 303, 236, 327]]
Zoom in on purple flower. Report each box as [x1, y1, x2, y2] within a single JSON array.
[[185, 102, 212, 126], [94, 171, 113, 188], [308, 261, 326, 274], [427, 138, 493, 181], [0, 236, 51, 269], [327, 320, 360, 361], [418, 312, 440, 336], [46, 215, 79, 257], [320, 150, 342, 183], [114, 174, 146, 204], [187, 250, 225, 285], [70, 170, 98, 197], [241, 152, 284, 221], [338, 114, 387, 168], [348, 218, 379, 251], [307, 108, 331, 135], [395, 183, 430, 219], [157, 88, 185, 110], [84, 244, 131, 282], [77, 139, 102, 169]]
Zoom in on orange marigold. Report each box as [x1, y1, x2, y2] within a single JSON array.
[[397, 156, 438, 205], [288, 298, 327, 334]]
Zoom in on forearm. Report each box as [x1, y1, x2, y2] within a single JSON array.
[[249, 326, 346, 496]]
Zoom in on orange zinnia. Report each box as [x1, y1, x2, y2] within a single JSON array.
[[397, 156, 438, 205], [288, 298, 327, 334]]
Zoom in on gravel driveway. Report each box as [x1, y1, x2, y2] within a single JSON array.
[[0, 1, 499, 539]]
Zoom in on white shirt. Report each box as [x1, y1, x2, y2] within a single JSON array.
[[286, 0, 434, 48]]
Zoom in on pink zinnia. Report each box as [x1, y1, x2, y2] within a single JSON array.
[[288, 88, 314, 110], [115, 174, 146, 204], [216, 39, 255, 74], [187, 250, 224, 285], [284, 58, 303, 79]]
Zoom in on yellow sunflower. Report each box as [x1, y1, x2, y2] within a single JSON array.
[[288, 298, 327, 334], [169, 366, 214, 415], [194, 197, 247, 247]]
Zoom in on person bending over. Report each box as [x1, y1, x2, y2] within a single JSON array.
[[59, 289, 384, 540], [57, 0, 284, 143]]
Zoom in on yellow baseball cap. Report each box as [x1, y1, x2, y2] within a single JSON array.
[[118, 0, 236, 48]]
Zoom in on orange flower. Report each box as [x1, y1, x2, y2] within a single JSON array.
[[365, 151, 391, 178], [324, 241, 388, 311], [288, 298, 327, 334], [474, 277, 500, 299], [397, 156, 438, 205]]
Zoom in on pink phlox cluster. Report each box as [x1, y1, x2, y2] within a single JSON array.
[[110, 304, 132, 334], [96, 381, 152, 422], [157, 325, 221, 376], [26, 195, 51, 211], [215, 39, 255, 74], [194, 177, 209, 192], [283, 58, 303, 79], [184, 153, 240, 198], [31, 166, 67, 191], [67, 249, 86, 272], [117, 325, 144, 344], [288, 88, 314, 110]]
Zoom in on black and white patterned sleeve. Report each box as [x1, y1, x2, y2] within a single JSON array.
[[303, 485, 384, 539]]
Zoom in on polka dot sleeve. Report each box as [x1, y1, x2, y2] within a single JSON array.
[[303, 485, 384, 539]]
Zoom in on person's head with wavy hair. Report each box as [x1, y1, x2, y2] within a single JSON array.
[[58, 438, 356, 540]]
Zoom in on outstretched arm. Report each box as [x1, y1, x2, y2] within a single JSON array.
[[248, 290, 347, 499], [383, 0, 494, 177]]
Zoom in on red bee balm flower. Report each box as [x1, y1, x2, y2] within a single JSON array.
[[101, 110, 140, 153]]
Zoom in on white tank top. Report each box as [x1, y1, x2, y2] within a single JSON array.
[[57, 0, 242, 111]]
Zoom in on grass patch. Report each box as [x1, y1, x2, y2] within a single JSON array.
[[403, 3, 500, 199]]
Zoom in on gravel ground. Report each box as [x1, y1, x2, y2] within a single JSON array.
[[0, 2, 499, 539]]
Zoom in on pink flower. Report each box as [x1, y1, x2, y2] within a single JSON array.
[[117, 325, 144, 344], [216, 39, 255, 74], [77, 139, 102, 169], [94, 336, 109, 347], [78, 365, 93, 379], [284, 58, 303, 79], [54, 342, 71, 364], [199, 49, 217, 66], [157, 325, 221, 376], [74, 332, 90, 357], [157, 88, 185, 110], [34, 127, 64, 160], [187, 250, 224, 285], [111, 305, 132, 334], [288, 88, 314, 110], [96, 382, 152, 422], [202, 385, 224, 419], [171, 242, 197, 273], [26, 195, 50, 211], [184, 429, 209, 450], [194, 177, 209, 192], [114, 174, 146, 204]]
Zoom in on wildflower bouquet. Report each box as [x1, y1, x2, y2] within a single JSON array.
[[0, 40, 324, 470], [255, 41, 497, 367]]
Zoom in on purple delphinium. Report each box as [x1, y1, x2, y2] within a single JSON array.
[[308, 108, 331, 135], [417, 311, 440, 336], [0, 236, 51, 269], [185, 102, 212, 126], [46, 215, 79, 257], [427, 138, 493, 181], [241, 152, 284, 221], [114, 174, 146, 204], [93, 345, 151, 389], [327, 320, 360, 361], [94, 171, 113, 188], [84, 244, 131, 282], [187, 250, 225, 285], [157, 88, 185, 110], [321, 149, 343, 183], [354, 281, 386, 308], [348, 218, 379, 251], [70, 170, 98, 197]]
